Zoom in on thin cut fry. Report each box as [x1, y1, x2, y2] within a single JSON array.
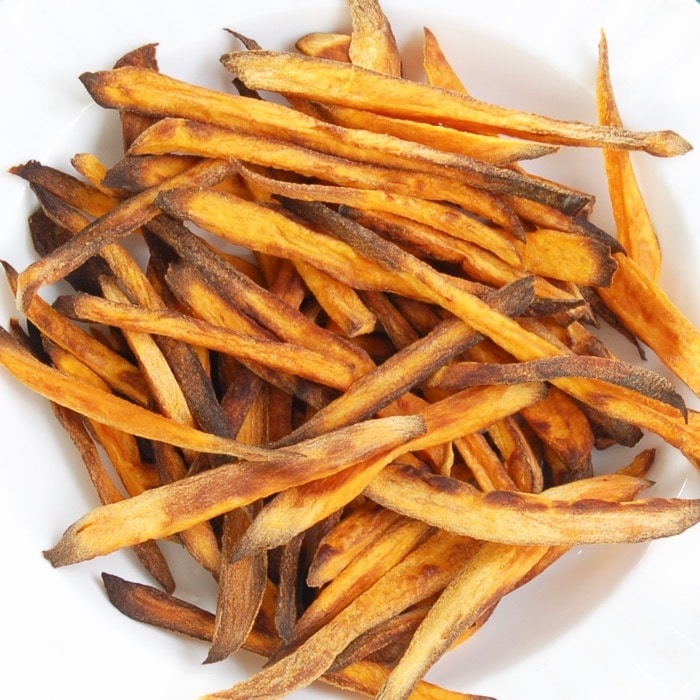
[[597, 31, 662, 280], [222, 50, 692, 156]]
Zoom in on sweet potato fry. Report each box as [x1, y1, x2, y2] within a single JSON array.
[[145, 214, 373, 375], [204, 531, 479, 699], [293, 260, 377, 337], [51, 403, 175, 593], [422, 27, 467, 94], [230, 382, 547, 560], [3, 5, 700, 700], [284, 517, 432, 647], [128, 117, 523, 235], [597, 31, 662, 281], [310, 101, 560, 166], [307, 502, 402, 587], [15, 157, 235, 309], [44, 341, 159, 497], [296, 32, 351, 62], [596, 253, 700, 396], [346, 0, 402, 77], [81, 66, 591, 211], [101, 573, 492, 699], [2, 262, 150, 405], [377, 543, 551, 699], [365, 462, 700, 545], [228, 166, 522, 265], [102, 153, 202, 192], [206, 507, 267, 663], [223, 50, 691, 156], [0, 326, 290, 461], [376, 461, 656, 697], [42, 415, 426, 566], [56, 291, 358, 390]]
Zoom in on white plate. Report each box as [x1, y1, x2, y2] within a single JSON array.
[[1, 1, 699, 698]]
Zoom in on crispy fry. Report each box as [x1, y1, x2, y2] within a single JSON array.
[[296, 32, 351, 62], [223, 50, 691, 157], [230, 382, 547, 560], [596, 253, 700, 396], [293, 260, 377, 337], [50, 403, 175, 593], [597, 31, 662, 280], [0, 326, 294, 461], [422, 27, 468, 93], [2, 262, 150, 405], [56, 291, 358, 390], [204, 531, 479, 699], [15, 158, 235, 309], [3, 5, 700, 700], [311, 101, 560, 166], [206, 507, 267, 663], [307, 502, 402, 587], [366, 462, 700, 545], [129, 116, 524, 235], [82, 66, 592, 211], [42, 415, 426, 566], [101, 573, 492, 699], [346, 0, 402, 77]]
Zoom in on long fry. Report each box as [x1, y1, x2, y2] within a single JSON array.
[[222, 50, 691, 156]]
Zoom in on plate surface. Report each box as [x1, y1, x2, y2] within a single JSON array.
[[1, 1, 699, 698]]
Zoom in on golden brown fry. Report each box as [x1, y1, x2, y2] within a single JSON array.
[[487, 417, 544, 493], [0, 326, 290, 462], [312, 101, 560, 166], [223, 50, 691, 156], [207, 508, 267, 663], [377, 460, 655, 697], [204, 531, 478, 699], [285, 517, 431, 647], [103, 153, 202, 191], [230, 166, 522, 265], [99, 275, 196, 428], [517, 227, 617, 287], [232, 382, 548, 559], [128, 117, 525, 236], [42, 415, 425, 566], [378, 543, 551, 699], [307, 502, 402, 587], [597, 31, 662, 280], [44, 342, 158, 496], [2, 262, 150, 405], [15, 158, 235, 309], [422, 27, 468, 93], [113, 42, 161, 149], [163, 260, 337, 409], [293, 260, 377, 337], [455, 433, 518, 492], [596, 253, 700, 396], [101, 573, 492, 700], [346, 0, 402, 77], [146, 214, 374, 376], [50, 403, 175, 593], [82, 66, 591, 211], [57, 291, 358, 390], [295, 32, 351, 62], [366, 462, 700, 545]]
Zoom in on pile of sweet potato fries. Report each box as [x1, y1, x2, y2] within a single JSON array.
[[2, 1, 699, 698]]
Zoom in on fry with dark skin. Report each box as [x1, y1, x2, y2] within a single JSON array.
[[100, 573, 494, 700], [222, 50, 691, 156]]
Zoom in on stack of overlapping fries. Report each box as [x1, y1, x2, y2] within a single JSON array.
[[2, 0, 699, 697]]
